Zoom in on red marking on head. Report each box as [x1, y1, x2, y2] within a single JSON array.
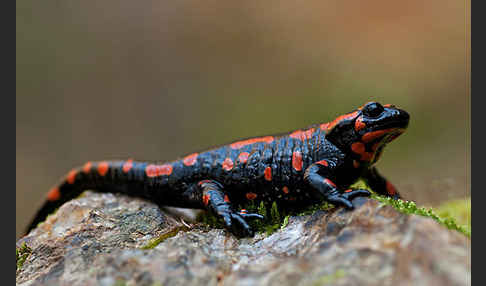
[[122, 159, 133, 173], [292, 151, 303, 171], [203, 194, 210, 206], [183, 153, 198, 166], [316, 160, 328, 167], [353, 160, 360, 168], [222, 158, 234, 171], [282, 186, 289, 194], [246, 192, 257, 200], [82, 161, 92, 174], [224, 195, 230, 203], [344, 189, 352, 193], [386, 181, 397, 196], [264, 166, 272, 181], [289, 128, 315, 141], [326, 111, 359, 133], [351, 142, 365, 154], [354, 117, 366, 131], [230, 136, 274, 149], [47, 187, 61, 201], [66, 169, 77, 184], [324, 178, 336, 188], [237, 152, 250, 164], [320, 123, 329, 131], [98, 162, 109, 176], [362, 128, 395, 143]]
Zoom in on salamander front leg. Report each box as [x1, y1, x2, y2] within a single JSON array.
[[197, 180, 263, 236], [362, 167, 401, 199], [304, 163, 371, 209]]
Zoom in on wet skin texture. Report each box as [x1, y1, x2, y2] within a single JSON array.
[[27, 102, 410, 236]]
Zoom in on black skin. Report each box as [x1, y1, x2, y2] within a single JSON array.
[[27, 102, 409, 236]]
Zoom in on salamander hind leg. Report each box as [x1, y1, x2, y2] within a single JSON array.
[[196, 180, 263, 236]]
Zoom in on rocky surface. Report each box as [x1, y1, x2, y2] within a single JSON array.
[[16, 191, 470, 286]]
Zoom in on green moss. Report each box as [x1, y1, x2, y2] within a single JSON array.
[[140, 226, 189, 249], [435, 197, 471, 233], [308, 269, 347, 286], [16, 242, 32, 271]]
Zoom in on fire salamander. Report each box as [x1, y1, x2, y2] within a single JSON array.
[[27, 102, 409, 236]]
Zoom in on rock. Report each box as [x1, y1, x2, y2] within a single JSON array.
[[16, 192, 470, 286]]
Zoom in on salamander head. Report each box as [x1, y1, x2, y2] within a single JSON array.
[[325, 102, 409, 164]]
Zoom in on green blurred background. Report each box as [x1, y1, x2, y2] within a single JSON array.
[[16, 0, 470, 238]]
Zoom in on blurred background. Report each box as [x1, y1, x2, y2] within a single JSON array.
[[17, 0, 470, 238]]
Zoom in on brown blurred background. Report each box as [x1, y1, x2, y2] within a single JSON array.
[[16, 0, 470, 238]]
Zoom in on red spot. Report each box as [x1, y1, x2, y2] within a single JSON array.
[[361, 152, 373, 161], [47, 187, 61, 201], [326, 111, 359, 133], [316, 160, 328, 167], [246, 192, 257, 200], [122, 159, 133, 173], [222, 158, 234, 171], [324, 178, 336, 188], [362, 128, 395, 143], [354, 117, 366, 131], [82, 161, 92, 174], [203, 194, 210, 206], [292, 151, 303, 171], [351, 142, 365, 154], [183, 153, 198, 166], [353, 160, 360, 168], [159, 164, 173, 176], [320, 123, 329, 131], [66, 169, 77, 184], [237, 152, 250, 164], [282, 186, 290, 194], [264, 166, 272, 181], [98, 162, 109, 176], [344, 189, 352, 193], [230, 136, 274, 149], [383, 104, 393, 108], [240, 209, 248, 214], [386, 181, 397, 196], [198, 179, 211, 186], [289, 128, 315, 141], [224, 195, 230, 203], [146, 164, 173, 177]]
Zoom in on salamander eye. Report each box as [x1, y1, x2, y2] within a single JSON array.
[[362, 102, 384, 118]]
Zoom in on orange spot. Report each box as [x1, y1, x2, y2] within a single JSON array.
[[354, 117, 366, 131], [183, 153, 198, 166], [292, 151, 303, 171], [264, 166, 272, 181], [237, 152, 250, 164], [66, 169, 77, 184], [122, 159, 133, 173], [383, 104, 393, 108], [362, 128, 394, 143], [351, 142, 365, 154], [230, 136, 274, 149], [289, 128, 315, 141], [361, 152, 373, 161], [159, 164, 173, 176], [47, 187, 61, 201], [82, 161, 92, 174], [282, 186, 290, 194], [203, 194, 210, 206], [98, 162, 109, 176], [320, 123, 329, 131], [353, 160, 360, 168], [146, 164, 158, 177], [224, 195, 230, 203], [344, 189, 352, 193], [386, 181, 397, 196], [316, 160, 328, 167], [240, 209, 248, 214], [222, 158, 234, 171], [326, 111, 359, 133], [324, 178, 336, 188], [246, 192, 257, 200]]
